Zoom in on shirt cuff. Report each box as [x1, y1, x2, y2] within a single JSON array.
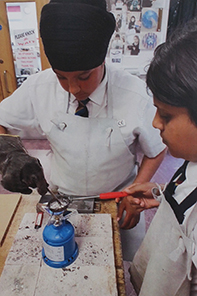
[[151, 183, 167, 203]]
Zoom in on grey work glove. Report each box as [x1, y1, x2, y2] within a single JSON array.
[[0, 135, 48, 195]]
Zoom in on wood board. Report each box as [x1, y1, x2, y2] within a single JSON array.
[[0, 194, 22, 246]]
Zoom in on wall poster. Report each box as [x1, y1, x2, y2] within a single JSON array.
[[106, 0, 170, 76], [6, 2, 42, 87]]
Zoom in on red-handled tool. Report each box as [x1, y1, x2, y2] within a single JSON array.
[[38, 191, 129, 214], [99, 191, 129, 199], [71, 191, 129, 201]]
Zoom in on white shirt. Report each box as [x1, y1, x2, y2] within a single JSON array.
[[153, 162, 197, 271], [173, 162, 197, 269], [0, 63, 165, 158]]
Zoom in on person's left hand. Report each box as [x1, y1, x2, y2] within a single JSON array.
[[117, 197, 142, 229], [124, 182, 160, 209]]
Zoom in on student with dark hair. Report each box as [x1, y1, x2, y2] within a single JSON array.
[[122, 19, 197, 295]]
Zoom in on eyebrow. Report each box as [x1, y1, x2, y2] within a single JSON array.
[[78, 71, 92, 76]]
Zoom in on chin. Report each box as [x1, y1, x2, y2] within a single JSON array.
[[167, 148, 180, 159], [169, 149, 189, 161]]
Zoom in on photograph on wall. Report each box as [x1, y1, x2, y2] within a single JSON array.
[[106, 0, 170, 75]]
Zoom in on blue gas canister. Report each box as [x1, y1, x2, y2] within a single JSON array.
[[38, 194, 79, 269], [42, 218, 78, 268]]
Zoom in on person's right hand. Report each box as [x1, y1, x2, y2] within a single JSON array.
[[1, 152, 48, 195], [117, 197, 141, 229], [124, 182, 160, 210], [0, 135, 48, 195]]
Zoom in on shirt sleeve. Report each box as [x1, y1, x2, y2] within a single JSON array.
[[0, 77, 39, 132], [109, 67, 166, 158]]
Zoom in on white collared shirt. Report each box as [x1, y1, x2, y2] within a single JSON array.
[[173, 162, 197, 270], [0, 63, 165, 158], [153, 162, 197, 270]]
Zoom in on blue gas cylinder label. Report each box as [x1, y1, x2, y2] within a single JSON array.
[[43, 241, 64, 261]]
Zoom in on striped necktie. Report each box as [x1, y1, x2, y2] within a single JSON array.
[[75, 98, 90, 117], [164, 161, 197, 223]]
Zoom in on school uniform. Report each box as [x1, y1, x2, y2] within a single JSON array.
[[0, 63, 165, 260], [0, 63, 164, 195], [130, 161, 197, 295]]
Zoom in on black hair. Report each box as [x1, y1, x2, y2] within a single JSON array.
[[146, 18, 197, 125]]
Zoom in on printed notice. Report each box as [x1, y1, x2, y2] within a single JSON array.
[[14, 29, 37, 47]]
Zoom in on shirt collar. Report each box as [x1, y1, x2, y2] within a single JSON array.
[[89, 69, 107, 106], [185, 161, 197, 184]]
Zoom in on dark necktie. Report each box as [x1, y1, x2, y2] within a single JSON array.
[[75, 98, 90, 117], [164, 161, 197, 223]]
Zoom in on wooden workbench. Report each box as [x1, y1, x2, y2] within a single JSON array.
[[0, 193, 126, 296]]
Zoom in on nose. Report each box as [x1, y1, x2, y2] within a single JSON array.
[[68, 79, 80, 95], [152, 110, 163, 131]]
